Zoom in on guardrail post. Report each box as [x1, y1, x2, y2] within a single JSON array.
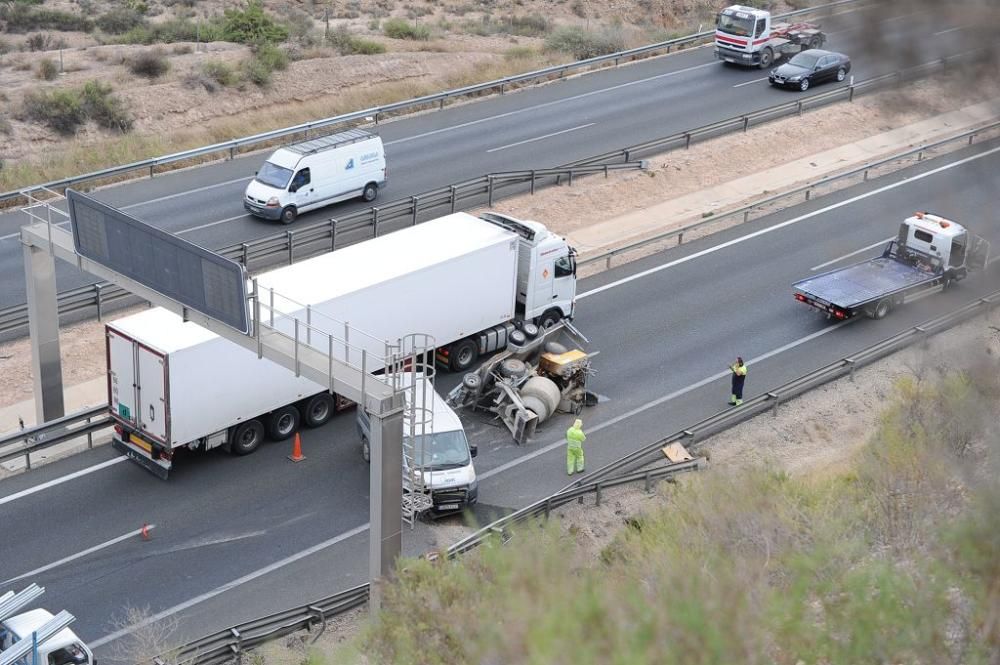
[[500, 82, 506, 95], [411, 196, 419, 226], [644, 470, 652, 493], [845, 358, 856, 382], [530, 171, 536, 196], [330, 219, 337, 251], [605, 253, 613, 270], [230, 628, 242, 657], [94, 283, 103, 321], [374, 112, 380, 125], [677, 232, 683, 245], [229, 146, 235, 160], [487, 176, 495, 207], [917, 151, 923, 162], [241, 242, 249, 268], [805, 188, 811, 202], [969, 134, 975, 145], [863, 169, 869, 181], [568, 170, 574, 187], [440, 98, 445, 110], [544, 497, 552, 518], [149, 164, 154, 178], [767, 392, 780, 417], [595, 482, 602, 506], [286, 230, 294, 265], [604, 165, 609, 179], [684, 133, 692, 149], [797, 101, 803, 116], [87, 415, 93, 449], [743, 210, 750, 224], [624, 149, 631, 162], [849, 85, 855, 102], [373, 207, 381, 237], [450, 185, 458, 214], [742, 116, 750, 132]]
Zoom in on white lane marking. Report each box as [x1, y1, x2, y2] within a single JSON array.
[[385, 62, 718, 147], [119, 176, 251, 210], [177, 212, 251, 235], [90, 522, 369, 649], [0, 525, 156, 586], [734, 76, 769, 88], [480, 319, 850, 481], [932, 26, 966, 36], [811, 237, 894, 271], [0, 457, 126, 506], [486, 123, 596, 153], [577, 145, 1000, 300]]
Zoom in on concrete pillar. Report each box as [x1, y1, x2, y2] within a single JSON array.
[[368, 396, 404, 615], [23, 241, 64, 424]]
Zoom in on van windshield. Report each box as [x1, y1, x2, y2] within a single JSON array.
[[256, 161, 293, 189], [406, 430, 470, 470]]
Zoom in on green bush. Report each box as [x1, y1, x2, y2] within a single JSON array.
[[504, 45, 536, 61], [201, 59, 238, 86], [222, 0, 289, 45], [327, 27, 386, 55], [253, 42, 288, 71], [242, 56, 272, 86], [79, 80, 133, 131], [0, 4, 93, 33], [128, 48, 170, 78], [96, 8, 146, 35], [382, 17, 431, 40], [35, 56, 58, 80], [116, 18, 223, 45], [21, 89, 85, 135], [544, 25, 625, 60]]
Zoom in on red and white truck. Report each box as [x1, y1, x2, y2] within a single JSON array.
[[714, 4, 826, 68]]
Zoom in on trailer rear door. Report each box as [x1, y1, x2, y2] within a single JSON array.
[[136, 345, 168, 443], [107, 328, 138, 428], [968, 234, 990, 272]]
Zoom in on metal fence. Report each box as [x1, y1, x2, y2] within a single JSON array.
[[150, 287, 1000, 665], [0, 51, 971, 340], [0, 405, 109, 469], [0, 0, 862, 207]]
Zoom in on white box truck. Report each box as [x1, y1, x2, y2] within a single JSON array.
[[107, 212, 577, 477], [243, 128, 387, 225]]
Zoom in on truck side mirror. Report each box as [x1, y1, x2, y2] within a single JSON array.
[[469, 444, 478, 458]]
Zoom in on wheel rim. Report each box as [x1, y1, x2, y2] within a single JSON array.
[[364, 185, 376, 201], [282, 209, 295, 224], [240, 428, 258, 448], [541, 314, 559, 328], [761, 52, 771, 67], [277, 414, 295, 436], [457, 345, 474, 367], [800, 78, 809, 91], [310, 401, 330, 423], [837, 69, 845, 81]]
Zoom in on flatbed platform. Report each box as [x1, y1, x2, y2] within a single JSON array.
[[793, 257, 935, 310]]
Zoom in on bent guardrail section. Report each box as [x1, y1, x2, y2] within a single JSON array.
[[0, 0, 861, 207], [150, 287, 1000, 665]]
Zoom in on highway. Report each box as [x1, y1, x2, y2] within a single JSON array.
[[1, 138, 998, 660], [0, 3, 965, 310]]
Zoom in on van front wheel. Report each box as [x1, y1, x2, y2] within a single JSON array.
[[280, 206, 297, 224], [362, 182, 378, 202]]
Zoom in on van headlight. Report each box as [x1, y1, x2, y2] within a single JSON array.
[[266, 197, 280, 207]]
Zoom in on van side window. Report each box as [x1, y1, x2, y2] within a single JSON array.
[[913, 229, 934, 243], [554, 255, 575, 278], [754, 18, 766, 37], [290, 168, 311, 191]]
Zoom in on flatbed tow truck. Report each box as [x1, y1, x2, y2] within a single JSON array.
[[715, 4, 826, 68]]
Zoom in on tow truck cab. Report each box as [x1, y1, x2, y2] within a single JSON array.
[[0, 610, 94, 665], [895, 212, 989, 279]]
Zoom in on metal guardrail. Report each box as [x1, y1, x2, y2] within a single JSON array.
[[0, 51, 973, 340], [0, 405, 110, 469], [149, 287, 1000, 664], [0, 0, 861, 207]]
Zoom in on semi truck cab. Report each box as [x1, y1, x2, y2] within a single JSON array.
[[715, 4, 824, 68]]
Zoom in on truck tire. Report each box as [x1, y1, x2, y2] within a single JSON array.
[[449, 338, 478, 372], [758, 47, 773, 69], [301, 393, 335, 428], [362, 182, 378, 202], [267, 405, 300, 441], [536, 309, 562, 329], [809, 35, 823, 49], [280, 206, 297, 225], [867, 299, 891, 320], [231, 420, 264, 456]]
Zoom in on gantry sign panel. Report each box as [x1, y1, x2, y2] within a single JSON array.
[[66, 189, 251, 334]]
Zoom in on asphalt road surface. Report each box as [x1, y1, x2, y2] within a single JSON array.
[[1, 137, 998, 660], [0, 3, 968, 310]]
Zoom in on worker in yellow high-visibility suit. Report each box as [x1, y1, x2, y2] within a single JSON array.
[[729, 357, 748, 406], [566, 419, 586, 475]]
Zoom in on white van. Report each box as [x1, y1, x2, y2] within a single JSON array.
[[244, 128, 387, 224], [357, 374, 479, 512]]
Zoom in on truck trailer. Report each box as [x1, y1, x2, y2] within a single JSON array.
[[793, 212, 990, 321], [107, 212, 577, 477]]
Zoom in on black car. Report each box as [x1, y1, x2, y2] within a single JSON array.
[[768, 49, 851, 91]]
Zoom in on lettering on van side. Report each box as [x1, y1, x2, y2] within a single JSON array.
[[360, 152, 380, 163]]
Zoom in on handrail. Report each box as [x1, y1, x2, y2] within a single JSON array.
[[0, 0, 861, 207], [150, 286, 1000, 664], [0, 52, 974, 341], [0, 405, 111, 468]]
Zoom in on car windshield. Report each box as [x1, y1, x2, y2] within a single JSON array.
[[789, 52, 821, 68], [255, 161, 292, 189], [406, 430, 470, 471], [717, 13, 754, 36]]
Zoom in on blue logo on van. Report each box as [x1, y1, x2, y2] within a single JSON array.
[[345, 158, 355, 170]]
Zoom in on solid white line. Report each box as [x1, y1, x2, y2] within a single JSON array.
[[386, 62, 718, 146], [577, 144, 1000, 300], [486, 123, 596, 153], [932, 26, 966, 36], [177, 213, 251, 235], [480, 319, 850, 481], [118, 176, 251, 211], [734, 77, 769, 88], [0, 457, 127, 506], [1, 525, 156, 586], [811, 237, 893, 271], [90, 522, 369, 649]]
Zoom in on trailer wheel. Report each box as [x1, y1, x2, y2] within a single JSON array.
[[302, 393, 335, 428], [809, 35, 823, 49], [449, 338, 478, 372], [280, 206, 297, 225], [267, 405, 300, 441], [867, 299, 891, 320], [362, 182, 378, 202], [231, 420, 264, 456], [758, 47, 773, 69], [536, 309, 562, 329], [361, 435, 370, 463]]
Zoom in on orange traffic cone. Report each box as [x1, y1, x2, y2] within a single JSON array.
[[140, 523, 151, 541], [288, 432, 305, 463]]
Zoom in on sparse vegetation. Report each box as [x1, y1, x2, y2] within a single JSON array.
[[20, 80, 131, 135], [221, 0, 289, 45], [116, 17, 224, 45], [504, 45, 537, 61], [545, 25, 625, 59], [35, 56, 57, 80], [327, 27, 386, 55], [0, 3, 92, 33], [96, 7, 146, 35], [128, 48, 170, 78], [199, 59, 239, 87], [382, 17, 431, 41], [80, 80, 133, 132]]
